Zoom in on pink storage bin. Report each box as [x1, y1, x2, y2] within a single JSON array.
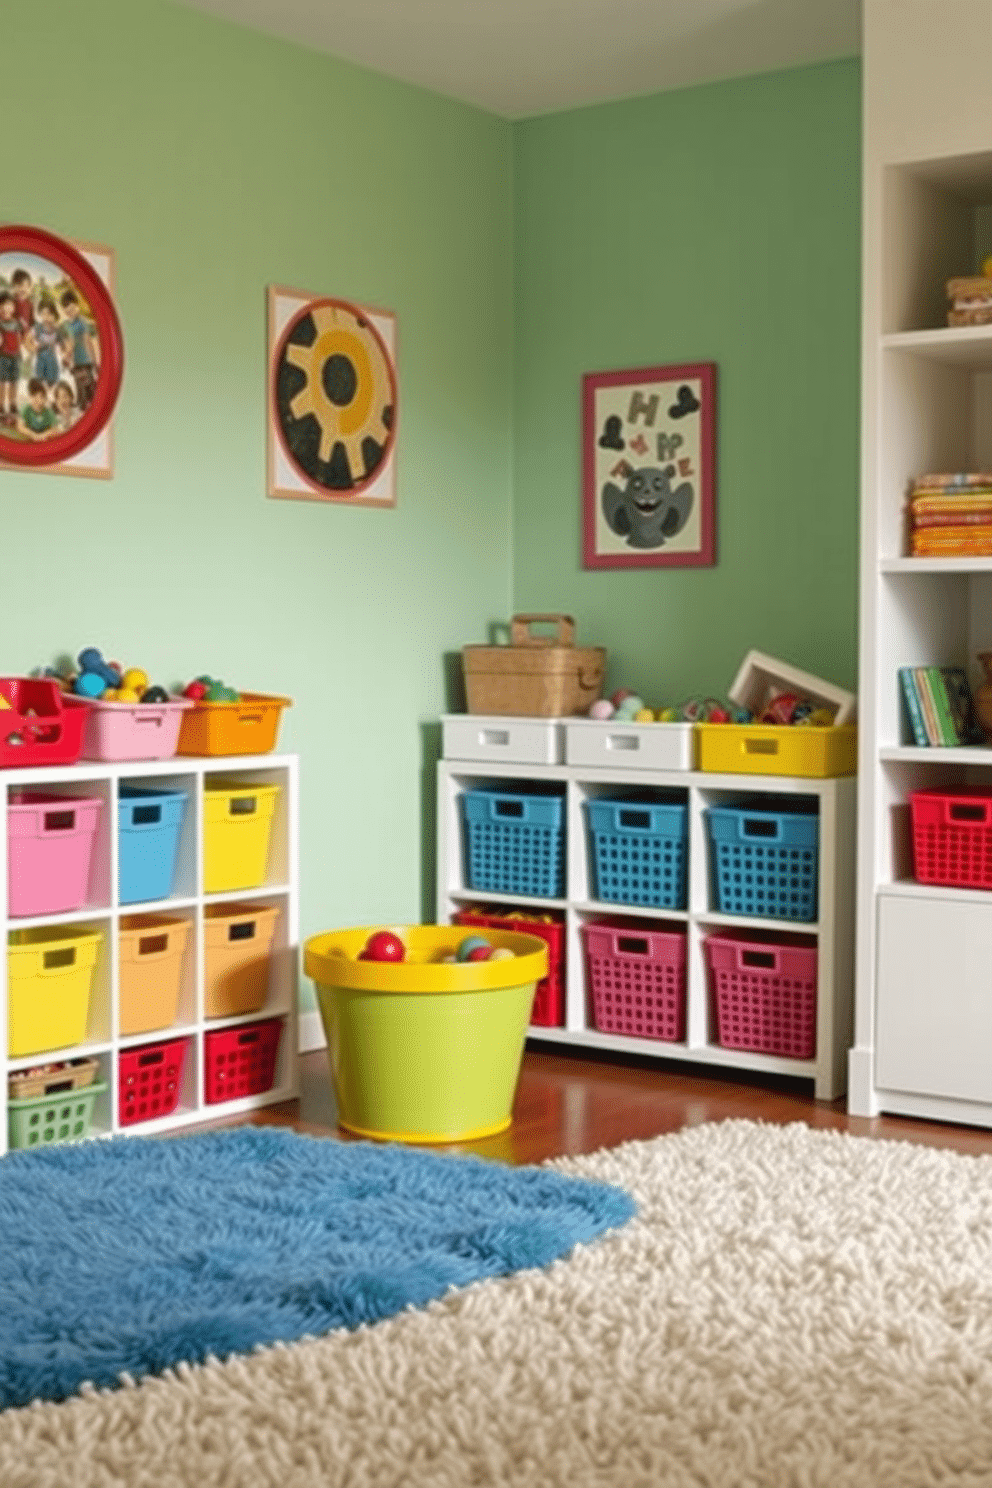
[[81, 697, 193, 762], [582, 919, 687, 1041], [7, 793, 103, 917], [706, 933, 818, 1059]]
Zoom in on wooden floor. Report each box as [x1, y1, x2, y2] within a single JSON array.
[[230, 1040, 992, 1163]]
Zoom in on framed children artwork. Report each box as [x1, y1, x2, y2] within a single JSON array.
[[582, 362, 716, 569], [0, 225, 123, 479], [267, 285, 397, 506]]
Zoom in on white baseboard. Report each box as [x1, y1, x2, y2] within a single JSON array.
[[298, 1009, 326, 1053]]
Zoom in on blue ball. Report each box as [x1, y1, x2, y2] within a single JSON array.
[[73, 671, 105, 698], [456, 935, 490, 962]]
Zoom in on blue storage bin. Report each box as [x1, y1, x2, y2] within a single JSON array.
[[586, 798, 688, 910], [118, 787, 187, 905], [706, 805, 819, 922], [461, 789, 565, 898]]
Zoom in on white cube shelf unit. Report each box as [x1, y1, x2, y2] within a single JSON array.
[[0, 753, 299, 1156], [851, 0, 992, 1124], [437, 740, 856, 1100]]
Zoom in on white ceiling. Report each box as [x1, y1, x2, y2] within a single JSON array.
[[176, 0, 863, 119]]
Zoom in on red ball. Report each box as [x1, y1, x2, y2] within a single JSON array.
[[465, 945, 492, 962], [184, 681, 208, 700], [360, 930, 405, 962]]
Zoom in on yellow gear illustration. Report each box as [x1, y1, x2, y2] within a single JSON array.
[[283, 301, 394, 484]]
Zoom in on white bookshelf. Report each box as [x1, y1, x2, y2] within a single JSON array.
[[437, 741, 855, 1101], [851, 0, 992, 1122], [1, 753, 299, 1155]]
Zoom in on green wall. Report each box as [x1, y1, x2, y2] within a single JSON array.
[[512, 60, 861, 707], [1, 0, 514, 1011]]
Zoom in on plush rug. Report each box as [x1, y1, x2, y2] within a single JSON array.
[[0, 1125, 634, 1410], [4, 1118, 992, 1488]]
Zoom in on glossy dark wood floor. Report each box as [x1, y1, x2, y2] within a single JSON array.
[[224, 1042, 992, 1163]]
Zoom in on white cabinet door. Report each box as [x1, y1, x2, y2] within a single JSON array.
[[876, 893, 992, 1103]]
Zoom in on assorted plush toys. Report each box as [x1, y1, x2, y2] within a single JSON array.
[[36, 649, 242, 706], [588, 687, 834, 727]]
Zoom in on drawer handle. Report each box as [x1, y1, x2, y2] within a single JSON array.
[[229, 922, 256, 942], [495, 799, 524, 818], [616, 935, 649, 956], [745, 738, 779, 755], [741, 949, 777, 969], [619, 809, 651, 829], [230, 797, 257, 816], [606, 735, 639, 751], [138, 1050, 164, 1068], [43, 947, 76, 970], [480, 729, 510, 747], [138, 934, 169, 956], [132, 805, 161, 826], [949, 802, 989, 823], [743, 817, 779, 838], [43, 810, 76, 832]]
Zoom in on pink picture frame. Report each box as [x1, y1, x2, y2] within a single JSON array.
[[582, 362, 716, 569]]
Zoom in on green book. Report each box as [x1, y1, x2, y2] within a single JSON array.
[[924, 667, 959, 746]]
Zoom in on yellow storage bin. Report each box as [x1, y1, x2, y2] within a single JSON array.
[[204, 902, 279, 1018], [697, 723, 857, 778], [118, 915, 191, 1036], [8, 926, 102, 1057], [202, 781, 280, 893]]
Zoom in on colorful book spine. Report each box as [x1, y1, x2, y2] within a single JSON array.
[[898, 668, 929, 746], [924, 667, 959, 746], [912, 668, 943, 745]]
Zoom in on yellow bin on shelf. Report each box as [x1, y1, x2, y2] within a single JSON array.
[[7, 926, 102, 1057], [304, 925, 548, 1144], [202, 781, 280, 893]]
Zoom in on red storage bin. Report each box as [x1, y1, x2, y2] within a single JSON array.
[[909, 787, 992, 888], [204, 1018, 283, 1104], [0, 680, 88, 768], [453, 907, 565, 1026], [706, 933, 817, 1059], [117, 1036, 189, 1126], [582, 919, 686, 1041]]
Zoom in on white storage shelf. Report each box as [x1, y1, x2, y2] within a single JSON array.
[[852, 1, 992, 1125], [437, 753, 856, 1100], [0, 753, 299, 1155]]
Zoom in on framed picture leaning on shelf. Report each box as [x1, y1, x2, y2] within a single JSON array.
[[582, 361, 716, 569]]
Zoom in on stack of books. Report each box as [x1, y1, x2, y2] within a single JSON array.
[[898, 665, 982, 747], [909, 473, 992, 557], [946, 275, 992, 326]]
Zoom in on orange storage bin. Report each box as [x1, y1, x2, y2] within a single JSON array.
[[176, 693, 291, 757], [204, 902, 279, 1018], [118, 915, 191, 1036]]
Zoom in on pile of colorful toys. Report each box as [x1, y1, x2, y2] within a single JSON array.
[[355, 928, 515, 964], [588, 686, 833, 727], [40, 647, 171, 704]]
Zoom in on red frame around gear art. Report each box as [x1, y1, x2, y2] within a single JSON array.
[[0, 224, 123, 469]]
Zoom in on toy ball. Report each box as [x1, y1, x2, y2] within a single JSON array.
[[634, 707, 654, 723], [802, 707, 835, 727], [489, 946, 515, 961], [465, 945, 493, 962], [456, 935, 490, 962], [614, 694, 644, 721], [610, 689, 635, 709], [122, 668, 148, 693], [184, 681, 208, 701], [761, 691, 802, 726], [141, 686, 169, 704], [73, 671, 105, 698], [657, 706, 681, 722], [707, 704, 731, 723], [358, 930, 406, 962], [730, 706, 753, 724], [589, 698, 614, 720], [116, 687, 141, 703], [680, 697, 707, 722]]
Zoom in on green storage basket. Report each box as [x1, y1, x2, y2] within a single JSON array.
[[8, 1080, 107, 1150]]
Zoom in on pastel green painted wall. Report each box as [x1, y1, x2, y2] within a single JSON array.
[[512, 60, 862, 705], [1, 1, 514, 1010]]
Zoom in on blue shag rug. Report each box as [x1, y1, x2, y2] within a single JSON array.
[[0, 1125, 635, 1410]]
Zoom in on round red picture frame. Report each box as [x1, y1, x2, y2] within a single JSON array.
[[0, 224, 124, 467]]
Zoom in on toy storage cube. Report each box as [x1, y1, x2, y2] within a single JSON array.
[[203, 902, 279, 1018], [117, 1036, 189, 1126], [118, 786, 187, 904], [453, 907, 565, 1026], [7, 792, 102, 917], [7, 926, 102, 1057], [706, 804, 819, 922], [118, 914, 191, 1036], [8, 1080, 107, 1150], [582, 920, 687, 1041], [202, 782, 280, 893], [460, 789, 565, 899], [586, 798, 688, 910], [204, 1017, 283, 1104], [706, 933, 818, 1058]]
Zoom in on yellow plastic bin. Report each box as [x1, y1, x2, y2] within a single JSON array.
[[118, 914, 191, 1036], [204, 902, 280, 1017], [202, 781, 280, 893], [7, 926, 102, 1057], [304, 925, 548, 1144]]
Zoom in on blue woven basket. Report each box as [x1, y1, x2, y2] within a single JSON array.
[[461, 790, 565, 898], [586, 798, 688, 910], [706, 806, 819, 922]]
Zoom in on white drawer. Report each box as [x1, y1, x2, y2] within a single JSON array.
[[565, 719, 696, 770], [442, 714, 564, 765]]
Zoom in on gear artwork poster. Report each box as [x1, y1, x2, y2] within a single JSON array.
[[267, 285, 397, 506], [582, 362, 715, 569]]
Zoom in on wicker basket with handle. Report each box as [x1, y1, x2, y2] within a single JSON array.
[[462, 614, 606, 717]]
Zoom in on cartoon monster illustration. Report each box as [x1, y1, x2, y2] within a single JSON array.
[[601, 464, 694, 549]]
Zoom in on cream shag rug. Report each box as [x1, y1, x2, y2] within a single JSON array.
[[3, 1118, 992, 1488]]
